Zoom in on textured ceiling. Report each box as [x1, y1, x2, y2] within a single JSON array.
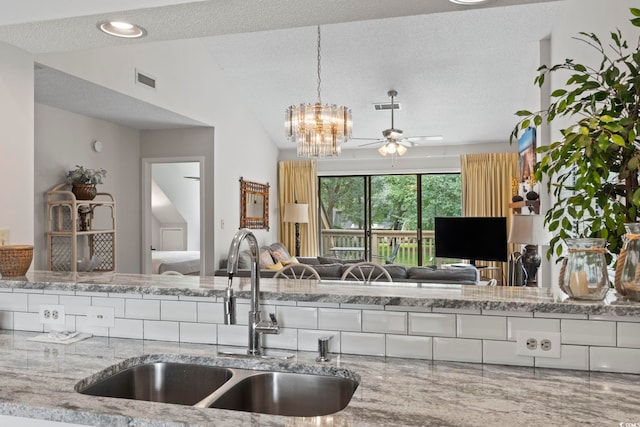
[[0, 0, 564, 149]]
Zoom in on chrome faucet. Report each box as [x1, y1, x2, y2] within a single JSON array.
[[225, 228, 279, 356]]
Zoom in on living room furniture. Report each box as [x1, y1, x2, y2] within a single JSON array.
[[283, 203, 309, 256], [46, 183, 116, 272], [341, 261, 393, 282], [273, 263, 321, 280]]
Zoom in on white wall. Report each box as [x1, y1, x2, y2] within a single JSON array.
[[34, 104, 141, 273], [140, 128, 214, 274], [38, 37, 280, 270], [0, 42, 34, 251]]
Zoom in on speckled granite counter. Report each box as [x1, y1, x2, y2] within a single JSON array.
[[1, 330, 640, 427], [2, 270, 640, 316]]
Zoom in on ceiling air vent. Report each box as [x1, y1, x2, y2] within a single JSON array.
[[135, 69, 156, 89], [373, 102, 400, 111]]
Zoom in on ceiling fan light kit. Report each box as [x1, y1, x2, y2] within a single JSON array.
[[285, 26, 352, 158]]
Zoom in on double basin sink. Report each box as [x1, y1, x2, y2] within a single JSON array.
[[76, 355, 360, 417]]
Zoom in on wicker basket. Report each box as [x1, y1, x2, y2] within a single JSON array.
[[0, 245, 33, 277]]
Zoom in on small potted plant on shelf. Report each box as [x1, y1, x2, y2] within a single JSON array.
[[65, 165, 107, 200]]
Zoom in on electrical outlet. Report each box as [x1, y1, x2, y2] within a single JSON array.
[[0, 229, 9, 246], [39, 304, 66, 325], [516, 331, 561, 358], [86, 306, 115, 328]]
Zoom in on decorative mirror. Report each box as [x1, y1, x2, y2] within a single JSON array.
[[240, 177, 269, 230]]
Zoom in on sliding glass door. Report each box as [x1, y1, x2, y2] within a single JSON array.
[[319, 173, 461, 266]]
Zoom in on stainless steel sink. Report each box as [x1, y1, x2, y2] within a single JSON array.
[[204, 371, 358, 416], [77, 362, 234, 406], [77, 356, 360, 417]]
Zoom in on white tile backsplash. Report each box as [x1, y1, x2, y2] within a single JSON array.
[[507, 317, 559, 341], [0, 311, 13, 329], [590, 347, 640, 374], [362, 310, 406, 334], [341, 332, 385, 356], [386, 335, 432, 359], [318, 308, 361, 331], [161, 301, 197, 322], [277, 306, 318, 329], [143, 320, 179, 341], [110, 318, 143, 339], [618, 322, 640, 348], [483, 309, 532, 318], [13, 312, 42, 332], [179, 322, 216, 344], [457, 315, 506, 340], [27, 294, 59, 312], [561, 319, 616, 346], [59, 295, 91, 315], [433, 337, 482, 363], [263, 328, 298, 350], [0, 293, 27, 311], [535, 345, 589, 371], [217, 324, 248, 347], [432, 308, 481, 315], [197, 302, 224, 324], [483, 339, 533, 367], [126, 299, 160, 320], [408, 313, 455, 337]]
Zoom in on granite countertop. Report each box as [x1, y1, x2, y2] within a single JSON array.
[[3, 271, 640, 316], [1, 330, 640, 426]]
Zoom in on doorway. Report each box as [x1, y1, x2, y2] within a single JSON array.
[[142, 157, 205, 275]]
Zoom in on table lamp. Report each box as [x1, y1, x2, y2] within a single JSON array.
[[508, 214, 550, 286], [283, 202, 309, 256]]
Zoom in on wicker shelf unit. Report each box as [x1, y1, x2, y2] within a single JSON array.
[[46, 183, 116, 272]]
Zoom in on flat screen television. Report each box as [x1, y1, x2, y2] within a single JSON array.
[[434, 216, 508, 265]]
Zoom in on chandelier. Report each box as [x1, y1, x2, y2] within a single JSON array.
[[285, 26, 352, 157]]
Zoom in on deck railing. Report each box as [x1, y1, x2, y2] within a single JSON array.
[[320, 229, 436, 266]]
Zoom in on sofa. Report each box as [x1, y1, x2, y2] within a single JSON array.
[[215, 242, 479, 285]]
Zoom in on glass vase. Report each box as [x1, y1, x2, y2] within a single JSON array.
[[559, 238, 609, 300], [614, 223, 640, 301]]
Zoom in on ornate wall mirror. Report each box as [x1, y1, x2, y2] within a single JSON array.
[[240, 177, 269, 230]]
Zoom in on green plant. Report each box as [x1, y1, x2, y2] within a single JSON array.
[[510, 8, 640, 262], [65, 165, 107, 185]]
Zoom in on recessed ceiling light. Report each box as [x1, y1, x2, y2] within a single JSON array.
[[97, 21, 147, 38], [449, 0, 490, 5]]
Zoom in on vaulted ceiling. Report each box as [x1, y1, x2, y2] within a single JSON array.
[[0, 0, 564, 150]]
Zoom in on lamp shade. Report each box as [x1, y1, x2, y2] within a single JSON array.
[[508, 215, 550, 245], [283, 203, 309, 224]]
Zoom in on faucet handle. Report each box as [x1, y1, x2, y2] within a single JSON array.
[[316, 336, 332, 362], [269, 312, 278, 325]]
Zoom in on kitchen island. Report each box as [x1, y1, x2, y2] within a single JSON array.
[[1, 330, 640, 427], [1, 272, 640, 425]]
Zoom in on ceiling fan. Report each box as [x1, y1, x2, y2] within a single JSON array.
[[353, 90, 442, 157]]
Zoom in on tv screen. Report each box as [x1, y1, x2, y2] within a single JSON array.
[[434, 217, 508, 265]]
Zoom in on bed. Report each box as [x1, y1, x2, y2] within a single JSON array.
[[151, 251, 200, 275]]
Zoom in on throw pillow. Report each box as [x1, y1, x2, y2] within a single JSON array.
[[269, 243, 292, 263], [265, 261, 283, 271], [259, 247, 276, 268], [282, 256, 299, 265]]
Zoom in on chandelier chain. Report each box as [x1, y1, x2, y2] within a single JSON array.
[[316, 25, 321, 104]]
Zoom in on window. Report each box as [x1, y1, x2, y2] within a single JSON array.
[[318, 173, 461, 266]]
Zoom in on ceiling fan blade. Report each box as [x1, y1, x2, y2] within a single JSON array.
[[351, 137, 382, 141], [404, 135, 444, 142], [358, 140, 384, 147]]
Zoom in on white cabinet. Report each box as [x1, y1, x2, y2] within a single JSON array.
[[46, 183, 116, 272]]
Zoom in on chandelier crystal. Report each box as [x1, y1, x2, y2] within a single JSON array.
[[285, 26, 352, 157]]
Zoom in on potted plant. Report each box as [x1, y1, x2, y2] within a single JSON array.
[[65, 165, 107, 200], [510, 8, 640, 264]]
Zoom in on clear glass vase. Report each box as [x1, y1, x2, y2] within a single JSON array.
[[559, 238, 609, 300], [614, 223, 640, 301]]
